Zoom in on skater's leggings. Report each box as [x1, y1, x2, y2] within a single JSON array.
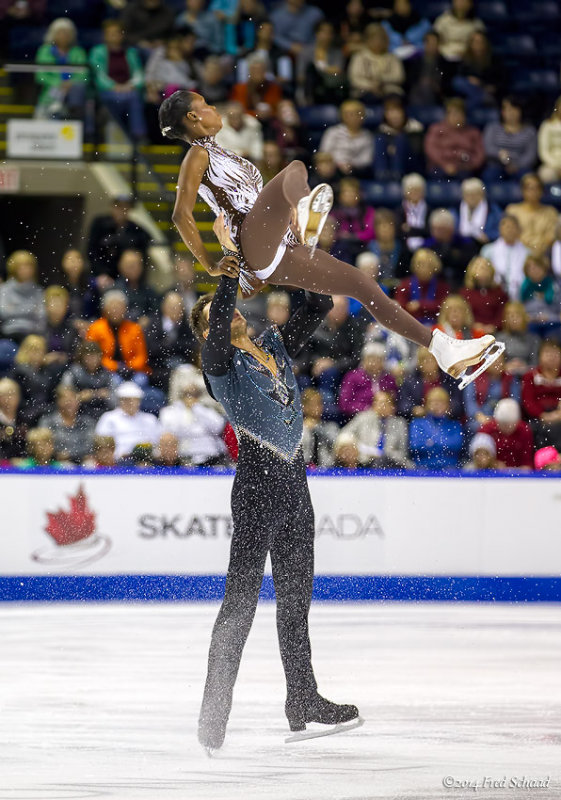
[[239, 161, 432, 349], [200, 436, 317, 722]]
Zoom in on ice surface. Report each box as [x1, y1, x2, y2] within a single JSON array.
[[1, 602, 560, 800]]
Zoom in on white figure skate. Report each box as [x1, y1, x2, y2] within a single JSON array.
[[429, 329, 506, 390], [296, 183, 333, 257]]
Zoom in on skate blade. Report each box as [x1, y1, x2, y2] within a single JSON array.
[[284, 715, 365, 744], [457, 341, 506, 390]]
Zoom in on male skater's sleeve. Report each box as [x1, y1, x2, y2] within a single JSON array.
[[201, 276, 239, 377], [279, 291, 334, 358]]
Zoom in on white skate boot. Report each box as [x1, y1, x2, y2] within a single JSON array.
[[296, 183, 333, 257], [429, 329, 506, 390]]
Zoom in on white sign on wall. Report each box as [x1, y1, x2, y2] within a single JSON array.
[[0, 474, 559, 578], [7, 119, 83, 160]]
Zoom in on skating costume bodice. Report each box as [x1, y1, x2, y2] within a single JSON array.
[[206, 325, 303, 462], [192, 137, 296, 294], [193, 136, 262, 247]]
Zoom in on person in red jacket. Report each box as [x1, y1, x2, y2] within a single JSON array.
[[480, 397, 534, 469], [395, 247, 450, 325], [424, 97, 485, 179], [230, 57, 282, 123], [521, 339, 561, 450], [460, 255, 508, 333]]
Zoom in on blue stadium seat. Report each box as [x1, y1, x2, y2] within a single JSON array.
[[543, 185, 561, 209], [80, 29, 103, 49], [512, 1, 561, 23], [298, 105, 340, 131], [360, 181, 402, 207], [141, 387, 166, 415], [0, 340, 17, 376], [487, 182, 522, 205], [540, 34, 561, 61], [513, 70, 561, 96], [477, 1, 509, 22], [468, 107, 500, 128], [426, 181, 462, 207], [408, 105, 444, 127], [494, 34, 536, 58], [9, 25, 45, 60], [45, 0, 103, 26], [363, 106, 384, 130], [423, 0, 448, 19]]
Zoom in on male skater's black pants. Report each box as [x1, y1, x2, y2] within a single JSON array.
[[199, 437, 318, 731]]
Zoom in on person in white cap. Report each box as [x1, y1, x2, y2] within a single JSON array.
[[463, 432, 498, 472], [159, 370, 227, 466], [479, 397, 534, 470], [94, 381, 161, 459]]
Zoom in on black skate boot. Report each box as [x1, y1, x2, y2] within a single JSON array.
[[198, 682, 234, 756], [285, 692, 359, 733], [198, 705, 229, 755]]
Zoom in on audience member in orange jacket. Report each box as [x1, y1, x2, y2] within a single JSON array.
[[86, 289, 149, 375]]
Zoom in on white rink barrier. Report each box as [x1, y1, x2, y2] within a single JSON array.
[[0, 470, 559, 601]]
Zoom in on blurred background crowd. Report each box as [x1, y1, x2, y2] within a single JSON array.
[[1, 0, 561, 472]]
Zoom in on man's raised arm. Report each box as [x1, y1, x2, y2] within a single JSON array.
[[201, 276, 239, 377], [279, 291, 334, 358]]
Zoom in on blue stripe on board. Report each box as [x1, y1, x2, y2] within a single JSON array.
[[1, 575, 560, 602], [1, 466, 560, 478]]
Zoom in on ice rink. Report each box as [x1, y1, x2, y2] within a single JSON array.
[[1, 602, 560, 800]]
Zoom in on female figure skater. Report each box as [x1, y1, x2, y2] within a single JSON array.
[[159, 90, 502, 388]]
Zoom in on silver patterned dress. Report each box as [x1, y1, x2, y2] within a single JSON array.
[[192, 136, 297, 295]]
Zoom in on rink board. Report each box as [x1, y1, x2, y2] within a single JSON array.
[[0, 469, 560, 601]]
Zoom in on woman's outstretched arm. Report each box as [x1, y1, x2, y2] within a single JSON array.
[[172, 146, 240, 278]]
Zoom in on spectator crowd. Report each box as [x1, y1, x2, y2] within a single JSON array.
[[1, 0, 561, 472]]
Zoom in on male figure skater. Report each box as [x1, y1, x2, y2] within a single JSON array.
[[190, 275, 360, 752]]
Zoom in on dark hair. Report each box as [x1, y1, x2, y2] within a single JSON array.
[[374, 207, 396, 226], [500, 213, 521, 229], [314, 19, 334, 34], [77, 340, 102, 360], [503, 95, 524, 114], [190, 292, 214, 343], [539, 338, 561, 357], [175, 24, 195, 37], [452, 0, 475, 19], [158, 90, 195, 141], [521, 171, 543, 190], [383, 93, 405, 110]]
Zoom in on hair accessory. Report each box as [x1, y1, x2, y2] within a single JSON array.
[[161, 126, 172, 136]]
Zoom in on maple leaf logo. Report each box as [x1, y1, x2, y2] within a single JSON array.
[[45, 485, 96, 546]]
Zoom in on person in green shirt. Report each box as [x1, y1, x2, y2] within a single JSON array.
[[89, 19, 147, 142], [35, 17, 88, 119]]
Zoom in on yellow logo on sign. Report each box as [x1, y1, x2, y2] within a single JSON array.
[[60, 125, 75, 141]]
